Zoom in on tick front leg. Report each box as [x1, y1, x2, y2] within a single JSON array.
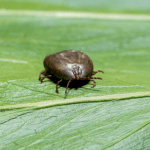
[[65, 78, 73, 94], [82, 77, 102, 80], [56, 79, 63, 93], [92, 70, 104, 75], [90, 79, 96, 88], [90, 77, 103, 80], [39, 71, 47, 81], [81, 77, 102, 88], [40, 75, 52, 83]]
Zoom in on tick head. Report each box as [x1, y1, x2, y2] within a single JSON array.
[[72, 65, 82, 80]]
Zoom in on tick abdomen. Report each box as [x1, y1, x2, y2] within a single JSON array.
[[44, 50, 93, 80]]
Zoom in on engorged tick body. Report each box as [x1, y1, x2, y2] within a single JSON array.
[[39, 50, 104, 94]]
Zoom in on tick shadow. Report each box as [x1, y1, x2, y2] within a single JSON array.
[[49, 76, 90, 89], [40, 72, 98, 98]]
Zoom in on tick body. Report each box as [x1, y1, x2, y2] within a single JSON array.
[[39, 50, 104, 94]]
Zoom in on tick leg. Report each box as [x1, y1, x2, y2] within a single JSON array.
[[40, 75, 52, 83], [90, 77, 103, 80], [56, 79, 63, 93], [92, 70, 104, 75], [81, 77, 102, 88], [81, 78, 97, 88], [89, 77, 102, 88], [65, 78, 73, 94], [39, 71, 47, 81], [82, 77, 102, 80], [90, 79, 96, 88]]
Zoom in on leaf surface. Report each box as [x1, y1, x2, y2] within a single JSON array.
[[0, 98, 150, 149], [0, 1, 150, 149]]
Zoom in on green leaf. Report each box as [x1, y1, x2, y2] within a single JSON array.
[[0, 98, 150, 149], [0, 1, 150, 149]]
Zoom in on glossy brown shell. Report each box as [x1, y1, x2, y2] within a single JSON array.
[[44, 50, 93, 80]]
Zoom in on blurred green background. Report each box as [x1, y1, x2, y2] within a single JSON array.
[[1, 0, 150, 14]]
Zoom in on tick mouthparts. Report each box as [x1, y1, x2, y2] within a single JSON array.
[[76, 76, 80, 80], [74, 74, 82, 80]]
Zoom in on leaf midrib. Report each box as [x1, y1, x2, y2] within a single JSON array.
[[1, 91, 150, 110]]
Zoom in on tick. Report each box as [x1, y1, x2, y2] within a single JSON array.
[[39, 50, 104, 94]]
